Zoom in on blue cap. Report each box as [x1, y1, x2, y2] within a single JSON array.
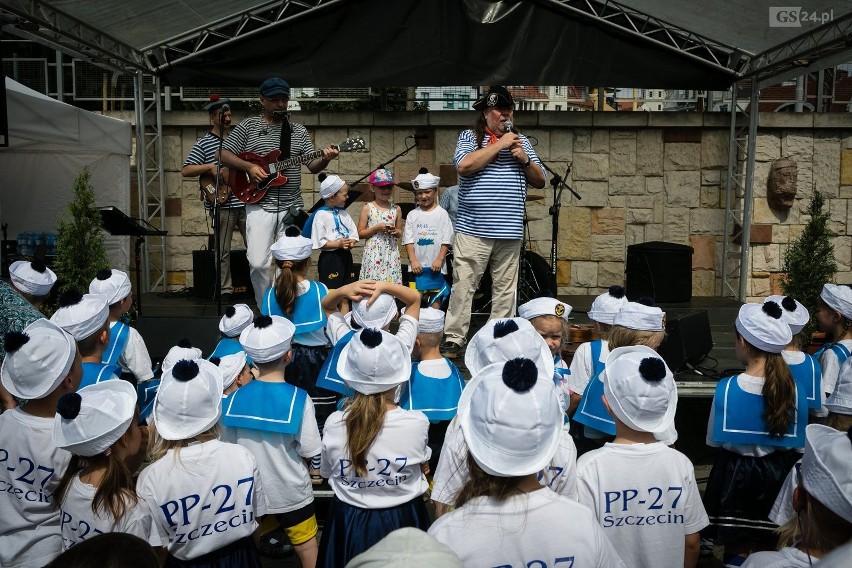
[[260, 77, 290, 98]]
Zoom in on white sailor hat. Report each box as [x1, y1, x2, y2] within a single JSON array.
[[352, 294, 398, 329], [613, 301, 666, 332], [518, 297, 572, 323], [53, 380, 136, 457], [270, 226, 313, 262], [319, 174, 346, 199], [464, 318, 554, 382], [1, 319, 77, 400], [603, 345, 677, 434], [337, 328, 411, 395], [820, 284, 852, 320], [735, 301, 792, 353], [801, 424, 852, 523], [588, 285, 629, 325], [417, 308, 445, 334], [346, 528, 463, 568], [214, 351, 247, 390], [154, 359, 223, 440], [161, 339, 203, 374], [460, 358, 562, 477], [50, 291, 110, 342], [89, 268, 132, 306], [219, 304, 254, 337], [239, 315, 295, 363], [411, 169, 440, 191], [9, 259, 57, 297], [766, 295, 810, 335]]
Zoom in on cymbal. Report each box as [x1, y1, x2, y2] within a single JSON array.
[[396, 182, 414, 191], [526, 194, 545, 202]]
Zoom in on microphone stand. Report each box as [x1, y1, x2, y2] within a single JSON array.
[[540, 161, 580, 296], [309, 136, 422, 212], [213, 111, 227, 316]]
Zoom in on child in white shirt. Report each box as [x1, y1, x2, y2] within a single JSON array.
[[308, 174, 359, 290], [815, 284, 852, 400]]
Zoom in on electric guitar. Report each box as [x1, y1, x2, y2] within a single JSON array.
[[199, 168, 231, 205], [230, 137, 366, 204]]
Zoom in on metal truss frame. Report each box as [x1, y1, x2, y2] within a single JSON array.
[[0, 0, 145, 72], [141, 0, 338, 72], [721, 79, 759, 301]]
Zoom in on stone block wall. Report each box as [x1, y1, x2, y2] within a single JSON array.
[[121, 110, 852, 299]]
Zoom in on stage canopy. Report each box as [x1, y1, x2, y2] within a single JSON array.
[[2, 0, 852, 90], [0, 77, 132, 268]]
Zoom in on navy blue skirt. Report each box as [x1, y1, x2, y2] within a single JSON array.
[[702, 448, 800, 546], [289, 343, 338, 434], [317, 495, 431, 568], [165, 537, 262, 568]]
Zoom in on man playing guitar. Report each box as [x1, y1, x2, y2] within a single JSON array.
[[181, 95, 246, 301], [219, 77, 339, 305]]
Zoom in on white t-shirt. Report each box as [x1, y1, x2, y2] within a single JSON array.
[[310, 208, 359, 249], [568, 340, 609, 395], [137, 439, 266, 561], [402, 206, 454, 274], [431, 418, 578, 506], [819, 338, 852, 397], [326, 312, 418, 353], [321, 407, 430, 508], [220, 397, 321, 514], [741, 547, 814, 568], [706, 373, 795, 457], [576, 442, 709, 568], [0, 408, 72, 568], [428, 488, 626, 568], [113, 322, 155, 382], [59, 475, 158, 550], [768, 459, 799, 526], [416, 357, 452, 378]]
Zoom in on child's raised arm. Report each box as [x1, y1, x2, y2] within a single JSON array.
[[370, 282, 421, 321], [321, 280, 377, 317]]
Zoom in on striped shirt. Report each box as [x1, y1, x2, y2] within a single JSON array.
[[183, 132, 244, 210], [453, 129, 545, 239], [223, 116, 314, 213]]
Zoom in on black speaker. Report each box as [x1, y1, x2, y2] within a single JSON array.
[[192, 249, 253, 299], [626, 241, 693, 303], [657, 310, 713, 373], [135, 316, 222, 366]]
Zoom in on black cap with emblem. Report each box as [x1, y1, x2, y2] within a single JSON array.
[[473, 86, 515, 111]]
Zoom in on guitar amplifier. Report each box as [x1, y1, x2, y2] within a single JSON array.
[[192, 249, 253, 299]]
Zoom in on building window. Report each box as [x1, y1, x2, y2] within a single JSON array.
[[444, 92, 455, 109], [555, 105, 562, 111]]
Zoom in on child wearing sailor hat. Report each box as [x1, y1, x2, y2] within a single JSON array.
[[703, 301, 807, 567], [8, 259, 57, 310], [428, 357, 626, 567], [161, 338, 203, 375], [138, 358, 266, 567], [766, 295, 825, 417], [52, 380, 156, 550], [815, 283, 852, 402], [220, 315, 321, 567], [316, 280, 421, 399], [0, 319, 82, 568], [431, 319, 577, 517], [402, 168, 454, 309], [209, 303, 254, 360], [304, 173, 360, 290], [519, 296, 573, 413], [574, 298, 670, 444], [743, 425, 852, 567], [398, 308, 465, 474], [577, 346, 708, 568], [89, 268, 154, 384], [567, 285, 628, 418], [50, 291, 118, 389], [262, 226, 338, 435], [212, 351, 252, 397], [318, 328, 432, 568]]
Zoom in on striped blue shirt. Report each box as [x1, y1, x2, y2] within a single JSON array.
[[223, 116, 313, 214], [453, 129, 545, 239], [183, 132, 245, 210]]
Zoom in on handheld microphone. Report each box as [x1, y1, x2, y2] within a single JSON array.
[[504, 120, 513, 134], [412, 133, 429, 140]]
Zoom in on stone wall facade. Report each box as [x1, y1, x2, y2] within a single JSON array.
[[120, 110, 852, 301]]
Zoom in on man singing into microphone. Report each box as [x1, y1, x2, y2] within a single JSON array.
[[440, 86, 546, 358], [219, 77, 339, 305]]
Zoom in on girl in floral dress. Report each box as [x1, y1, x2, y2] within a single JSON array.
[[357, 168, 402, 283]]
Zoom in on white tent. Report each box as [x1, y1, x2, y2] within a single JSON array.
[[0, 77, 132, 269]]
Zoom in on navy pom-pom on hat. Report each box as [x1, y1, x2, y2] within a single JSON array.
[[30, 259, 47, 273], [360, 328, 383, 348], [418, 167, 429, 174], [636, 296, 656, 307], [762, 300, 783, 319], [177, 338, 193, 348], [57, 290, 84, 308], [225, 305, 236, 318], [4, 331, 29, 354], [782, 296, 797, 311], [210, 356, 221, 366], [172, 359, 200, 382], [493, 319, 519, 339], [501, 358, 538, 392], [96, 269, 112, 280], [285, 225, 301, 237], [56, 392, 82, 420], [609, 285, 625, 299], [254, 315, 273, 329], [639, 357, 667, 382]]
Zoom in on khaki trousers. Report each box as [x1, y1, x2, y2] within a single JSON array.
[[443, 232, 520, 345]]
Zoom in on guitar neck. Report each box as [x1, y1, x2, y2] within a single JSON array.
[[272, 149, 326, 171]]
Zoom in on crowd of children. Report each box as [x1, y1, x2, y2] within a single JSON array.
[[2, 169, 852, 568]]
